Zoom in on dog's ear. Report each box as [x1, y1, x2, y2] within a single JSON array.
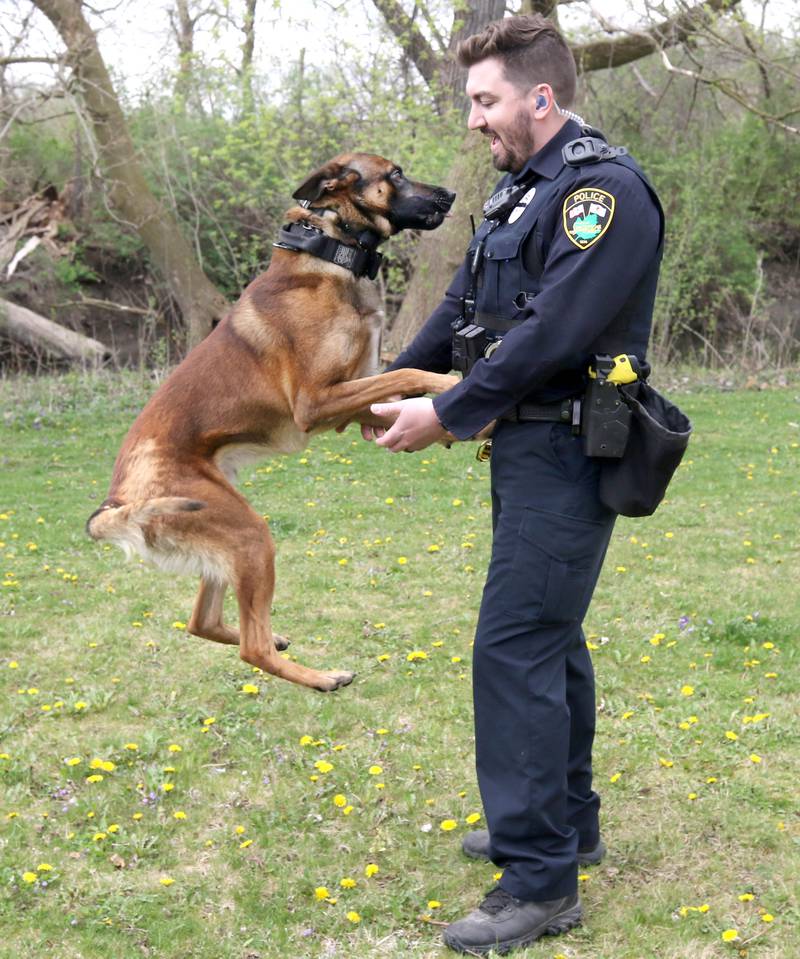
[[293, 162, 359, 203]]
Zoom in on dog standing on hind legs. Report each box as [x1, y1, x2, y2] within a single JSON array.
[[87, 153, 459, 692]]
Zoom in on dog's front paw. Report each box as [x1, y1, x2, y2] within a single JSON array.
[[315, 670, 356, 692]]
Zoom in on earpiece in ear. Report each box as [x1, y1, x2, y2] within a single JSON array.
[[535, 95, 548, 110]]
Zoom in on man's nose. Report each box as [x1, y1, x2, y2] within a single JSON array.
[[467, 103, 485, 131]]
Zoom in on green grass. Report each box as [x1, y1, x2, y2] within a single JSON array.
[[1, 370, 798, 959]]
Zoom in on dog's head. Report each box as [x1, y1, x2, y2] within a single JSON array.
[[292, 153, 455, 238]]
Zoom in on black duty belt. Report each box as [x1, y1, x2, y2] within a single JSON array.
[[501, 397, 582, 433]]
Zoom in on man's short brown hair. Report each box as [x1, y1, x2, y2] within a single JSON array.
[[457, 14, 577, 108]]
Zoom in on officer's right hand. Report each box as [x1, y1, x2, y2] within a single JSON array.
[[360, 393, 403, 441]]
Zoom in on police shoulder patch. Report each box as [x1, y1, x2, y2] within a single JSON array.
[[562, 187, 615, 250]]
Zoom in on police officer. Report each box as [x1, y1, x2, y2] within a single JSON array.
[[367, 14, 664, 955]]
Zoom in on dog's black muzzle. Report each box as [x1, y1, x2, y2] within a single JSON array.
[[389, 183, 456, 231]]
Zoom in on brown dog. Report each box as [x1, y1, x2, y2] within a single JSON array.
[[87, 153, 459, 692]]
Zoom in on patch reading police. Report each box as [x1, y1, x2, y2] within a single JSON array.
[[562, 188, 615, 250]]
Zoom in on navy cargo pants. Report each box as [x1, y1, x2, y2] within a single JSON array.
[[474, 418, 616, 902]]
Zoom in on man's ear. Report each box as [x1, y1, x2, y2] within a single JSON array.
[[293, 162, 359, 203]]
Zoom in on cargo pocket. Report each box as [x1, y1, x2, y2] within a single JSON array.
[[505, 506, 607, 625]]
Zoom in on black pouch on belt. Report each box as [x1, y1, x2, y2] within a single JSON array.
[[598, 380, 692, 517]]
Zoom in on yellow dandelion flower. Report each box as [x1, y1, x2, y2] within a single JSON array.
[[761, 913, 774, 923], [346, 911, 361, 923], [22, 871, 38, 883], [365, 864, 379, 878], [173, 811, 187, 820], [241, 683, 259, 695], [680, 685, 694, 696], [314, 760, 334, 773], [314, 886, 330, 900], [368, 765, 382, 775], [86, 774, 104, 783], [239, 839, 253, 849], [749, 753, 762, 763], [340, 877, 356, 889], [428, 900, 442, 909], [333, 794, 347, 807], [738, 893, 754, 902], [440, 819, 458, 831], [465, 813, 481, 824], [161, 782, 174, 792], [168, 744, 182, 753], [397, 556, 408, 565], [609, 772, 622, 783], [721, 929, 738, 942], [160, 877, 175, 886]]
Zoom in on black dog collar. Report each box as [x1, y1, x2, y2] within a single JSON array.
[[274, 221, 383, 280]]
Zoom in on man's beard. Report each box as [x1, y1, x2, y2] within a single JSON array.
[[487, 105, 537, 173]]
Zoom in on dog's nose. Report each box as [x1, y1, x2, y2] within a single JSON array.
[[434, 188, 456, 212]]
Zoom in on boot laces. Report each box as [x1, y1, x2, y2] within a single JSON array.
[[479, 886, 516, 916]]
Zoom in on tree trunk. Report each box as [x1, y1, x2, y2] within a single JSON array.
[[440, 0, 505, 116], [0, 296, 111, 365], [170, 0, 196, 106], [32, 0, 228, 347], [240, 0, 258, 115]]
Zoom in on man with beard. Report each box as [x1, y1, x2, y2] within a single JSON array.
[[366, 14, 664, 954]]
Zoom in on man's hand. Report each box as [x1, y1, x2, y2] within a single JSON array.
[[370, 397, 449, 452]]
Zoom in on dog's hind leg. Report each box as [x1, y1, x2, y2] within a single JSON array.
[[231, 520, 354, 692], [188, 577, 290, 651], [188, 578, 239, 646]]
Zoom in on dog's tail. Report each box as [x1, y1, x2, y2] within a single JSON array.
[[86, 497, 205, 541]]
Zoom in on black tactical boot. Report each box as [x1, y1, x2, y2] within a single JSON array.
[[442, 886, 582, 954], [462, 830, 606, 866]]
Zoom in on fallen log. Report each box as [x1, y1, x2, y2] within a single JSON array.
[[0, 297, 112, 366]]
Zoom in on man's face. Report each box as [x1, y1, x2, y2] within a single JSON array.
[[465, 57, 537, 173]]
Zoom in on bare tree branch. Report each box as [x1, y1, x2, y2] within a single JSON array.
[[659, 47, 799, 134], [370, 0, 439, 87], [573, 0, 741, 73], [0, 55, 61, 65]]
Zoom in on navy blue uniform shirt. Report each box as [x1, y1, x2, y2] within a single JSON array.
[[389, 120, 663, 440]]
